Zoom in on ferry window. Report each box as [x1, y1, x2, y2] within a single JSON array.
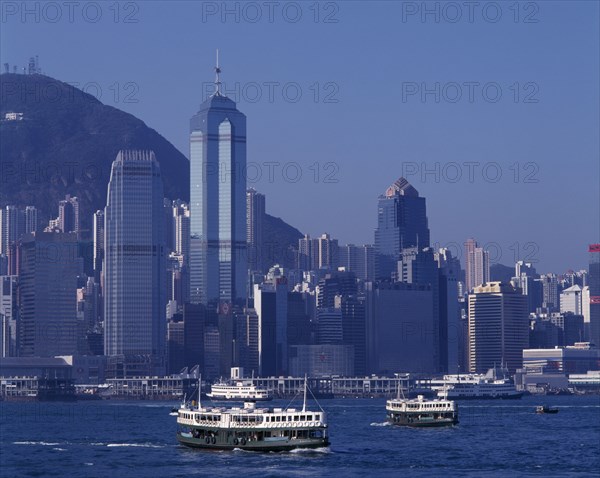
[[307, 415, 313, 421], [300, 415, 306, 421], [294, 415, 299, 421], [276, 416, 281, 422]]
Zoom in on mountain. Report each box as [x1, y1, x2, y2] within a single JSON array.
[[263, 213, 303, 269], [0, 73, 303, 265], [0, 73, 189, 235]]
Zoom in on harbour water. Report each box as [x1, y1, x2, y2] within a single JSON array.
[[1, 395, 598, 477]]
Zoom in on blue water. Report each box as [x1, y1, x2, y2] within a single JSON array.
[[1, 395, 598, 477]]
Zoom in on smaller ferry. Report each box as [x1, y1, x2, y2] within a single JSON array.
[[434, 366, 522, 400], [386, 391, 458, 427], [206, 380, 272, 402], [176, 377, 329, 451], [535, 405, 559, 414]]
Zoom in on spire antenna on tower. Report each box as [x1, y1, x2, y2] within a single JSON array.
[[214, 48, 222, 96]]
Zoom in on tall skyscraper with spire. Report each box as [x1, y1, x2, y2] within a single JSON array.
[[104, 150, 166, 376], [374, 177, 430, 279], [190, 53, 247, 306]]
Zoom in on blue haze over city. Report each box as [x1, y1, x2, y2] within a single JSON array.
[[0, 1, 599, 476], [2, 1, 598, 273]]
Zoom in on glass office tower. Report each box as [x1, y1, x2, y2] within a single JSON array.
[[189, 72, 247, 307], [104, 150, 166, 375]]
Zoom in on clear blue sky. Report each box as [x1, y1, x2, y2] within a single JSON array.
[[2, 1, 598, 273]]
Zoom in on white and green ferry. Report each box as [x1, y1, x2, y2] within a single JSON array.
[[386, 394, 458, 427], [176, 378, 329, 451]]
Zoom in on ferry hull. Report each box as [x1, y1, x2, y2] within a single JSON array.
[[388, 418, 458, 428], [177, 432, 328, 451], [387, 411, 458, 428]]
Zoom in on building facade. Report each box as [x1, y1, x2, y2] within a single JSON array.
[[464, 238, 490, 292], [468, 282, 528, 373], [103, 150, 167, 376], [247, 188, 265, 273], [374, 177, 430, 280], [189, 69, 247, 306], [18, 232, 80, 357]]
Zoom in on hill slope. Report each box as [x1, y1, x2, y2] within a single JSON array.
[[0, 73, 189, 235], [0, 73, 303, 267]]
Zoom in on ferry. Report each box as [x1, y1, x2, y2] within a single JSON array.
[[176, 377, 329, 451], [206, 380, 272, 402], [433, 366, 522, 400], [386, 394, 458, 427]]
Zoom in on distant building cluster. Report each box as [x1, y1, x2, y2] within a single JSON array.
[[1, 64, 598, 390]]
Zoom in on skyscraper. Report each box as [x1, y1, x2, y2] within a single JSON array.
[[173, 202, 191, 263], [465, 238, 490, 292], [338, 244, 375, 281], [0, 206, 25, 256], [588, 244, 600, 346], [560, 285, 583, 315], [18, 232, 80, 357], [398, 247, 440, 371], [436, 248, 462, 373], [92, 210, 104, 282], [190, 58, 247, 306], [468, 282, 528, 373], [58, 195, 80, 235], [365, 281, 436, 374], [253, 279, 288, 376], [512, 261, 542, 313], [104, 150, 166, 376], [24, 206, 37, 234], [539, 273, 560, 311], [374, 177, 430, 279], [298, 234, 319, 271], [0, 275, 18, 357], [247, 188, 265, 273]]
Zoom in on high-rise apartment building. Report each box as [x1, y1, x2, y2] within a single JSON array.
[[465, 238, 490, 292], [0, 206, 25, 256], [24, 206, 37, 234], [58, 195, 80, 235]]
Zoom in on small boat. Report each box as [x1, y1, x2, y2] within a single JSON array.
[[536, 405, 559, 414], [176, 376, 329, 451]]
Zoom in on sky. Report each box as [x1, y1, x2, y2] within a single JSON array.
[[1, 0, 598, 274]]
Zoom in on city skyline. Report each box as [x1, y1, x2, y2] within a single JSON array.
[[1, 2, 597, 273], [0, 2, 598, 474]]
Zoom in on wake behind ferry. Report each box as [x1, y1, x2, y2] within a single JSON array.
[[176, 377, 329, 451]]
